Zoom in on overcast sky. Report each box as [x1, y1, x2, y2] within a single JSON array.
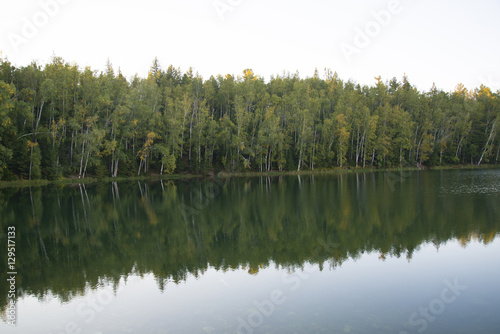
[[1, 0, 499, 92]]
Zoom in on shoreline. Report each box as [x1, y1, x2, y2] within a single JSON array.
[[0, 164, 498, 188]]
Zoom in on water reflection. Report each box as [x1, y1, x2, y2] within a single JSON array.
[[0, 170, 499, 317], [439, 169, 500, 195]]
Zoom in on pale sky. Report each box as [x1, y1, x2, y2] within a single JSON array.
[[1, 0, 499, 92]]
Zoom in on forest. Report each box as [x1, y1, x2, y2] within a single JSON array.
[[0, 55, 499, 180]]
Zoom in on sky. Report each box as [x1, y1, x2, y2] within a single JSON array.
[[1, 0, 500, 92]]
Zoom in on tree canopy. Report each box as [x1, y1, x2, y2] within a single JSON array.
[[0, 56, 499, 180]]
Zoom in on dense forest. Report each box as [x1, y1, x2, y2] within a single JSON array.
[[0, 56, 499, 180]]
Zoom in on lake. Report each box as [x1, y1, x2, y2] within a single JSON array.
[[1, 169, 500, 334]]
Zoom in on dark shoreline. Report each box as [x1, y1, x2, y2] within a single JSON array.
[[1, 164, 498, 189]]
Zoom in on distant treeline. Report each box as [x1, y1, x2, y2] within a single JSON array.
[[0, 56, 499, 180]]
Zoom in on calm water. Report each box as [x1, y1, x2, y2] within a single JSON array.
[[1, 169, 500, 334]]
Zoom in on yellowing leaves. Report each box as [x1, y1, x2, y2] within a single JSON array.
[[26, 140, 39, 149], [138, 132, 157, 161]]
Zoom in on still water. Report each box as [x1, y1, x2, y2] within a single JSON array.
[[1, 169, 500, 333]]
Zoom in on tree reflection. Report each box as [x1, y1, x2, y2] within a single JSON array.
[[0, 171, 499, 313]]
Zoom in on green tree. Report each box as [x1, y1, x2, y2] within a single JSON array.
[[0, 80, 15, 179]]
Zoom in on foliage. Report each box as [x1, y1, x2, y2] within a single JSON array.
[[1, 56, 500, 180]]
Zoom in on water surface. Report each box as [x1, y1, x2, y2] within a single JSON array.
[[1, 169, 499, 333]]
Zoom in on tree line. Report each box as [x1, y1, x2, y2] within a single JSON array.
[[0, 56, 499, 180]]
